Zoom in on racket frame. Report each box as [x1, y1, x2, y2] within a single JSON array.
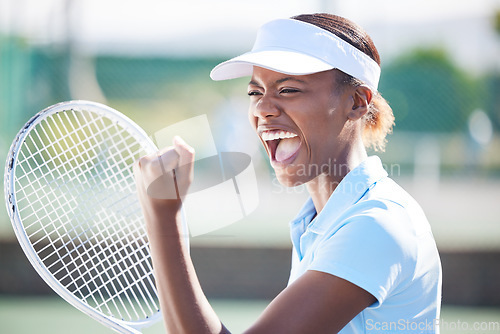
[[4, 100, 164, 334]]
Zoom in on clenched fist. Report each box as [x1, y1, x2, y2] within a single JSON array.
[[133, 136, 195, 229]]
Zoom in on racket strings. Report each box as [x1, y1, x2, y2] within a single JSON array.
[[15, 112, 129, 242], [14, 117, 129, 317], [62, 111, 158, 318], [15, 113, 111, 189], [16, 118, 114, 245], [83, 221, 154, 319], [63, 116, 155, 319], [14, 118, 116, 232], [76, 113, 160, 318], [16, 112, 127, 298], [13, 108, 160, 322], [89, 113, 160, 315]]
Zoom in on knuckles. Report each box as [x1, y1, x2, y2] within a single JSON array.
[[134, 142, 195, 193], [135, 149, 180, 178]]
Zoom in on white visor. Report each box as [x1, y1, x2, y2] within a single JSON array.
[[210, 18, 381, 92]]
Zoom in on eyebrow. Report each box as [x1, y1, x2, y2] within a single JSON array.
[[248, 76, 307, 87], [276, 77, 306, 84]]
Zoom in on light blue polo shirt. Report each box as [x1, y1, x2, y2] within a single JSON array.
[[288, 156, 442, 333]]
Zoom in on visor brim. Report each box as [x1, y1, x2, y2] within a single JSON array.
[[210, 50, 334, 81]]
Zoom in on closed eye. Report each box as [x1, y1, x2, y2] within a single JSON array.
[[280, 88, 300, 94], [247, 90, 262, 96]]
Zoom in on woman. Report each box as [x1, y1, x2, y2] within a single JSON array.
[[134, 13, 442, 334]]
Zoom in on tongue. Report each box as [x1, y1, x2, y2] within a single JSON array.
[[275, 137, 301, 162]]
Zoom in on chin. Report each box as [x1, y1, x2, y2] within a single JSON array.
[[274, 169, 311, 188]]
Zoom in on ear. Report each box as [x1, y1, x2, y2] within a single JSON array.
[[348, 85, 373, 121]]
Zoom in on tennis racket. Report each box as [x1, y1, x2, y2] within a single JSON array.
[[4, 100, 186, 333]]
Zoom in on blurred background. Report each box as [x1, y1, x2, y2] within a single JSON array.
[[1, 0, 499, 333]]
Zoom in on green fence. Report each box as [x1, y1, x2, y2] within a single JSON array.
[[1, 35, 499, 247]]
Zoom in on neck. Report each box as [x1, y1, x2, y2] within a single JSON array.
[[306, 143, 367, 214]]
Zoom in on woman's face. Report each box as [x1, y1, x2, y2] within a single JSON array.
[[248, 67, 357, 187]]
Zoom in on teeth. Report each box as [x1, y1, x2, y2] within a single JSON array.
[[261, 130, 298, 141]]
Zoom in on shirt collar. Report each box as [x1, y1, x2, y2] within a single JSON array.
[[289, 156, 388, 235]]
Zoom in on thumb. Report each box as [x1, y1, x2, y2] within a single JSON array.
[[172, 136, 195, 198], [173, 136, 195, 167]]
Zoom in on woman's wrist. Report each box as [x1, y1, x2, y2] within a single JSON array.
[[143, 200, 183, 235]]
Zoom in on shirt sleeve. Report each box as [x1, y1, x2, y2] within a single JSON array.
[[308, 200, 417, 307]]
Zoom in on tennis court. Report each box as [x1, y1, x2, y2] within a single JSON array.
[[1, 296, 499, 334]]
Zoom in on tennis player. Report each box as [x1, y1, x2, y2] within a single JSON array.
[[134, 13, 442, 334]]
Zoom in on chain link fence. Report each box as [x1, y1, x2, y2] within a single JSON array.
[[1, 28, 499, 249]]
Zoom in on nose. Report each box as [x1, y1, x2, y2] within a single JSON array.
[[251, 94, 281, 120]]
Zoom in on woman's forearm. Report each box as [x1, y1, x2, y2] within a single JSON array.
[[146, 207, 229, 334], [135, 139, 229, 333]]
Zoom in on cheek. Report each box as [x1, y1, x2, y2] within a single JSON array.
[[247, 107, 257, 129], [322, 106, 348, 136], [304, 115, 347, 156]]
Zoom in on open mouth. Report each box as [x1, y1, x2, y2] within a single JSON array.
[[261, 130, 302, 164]]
